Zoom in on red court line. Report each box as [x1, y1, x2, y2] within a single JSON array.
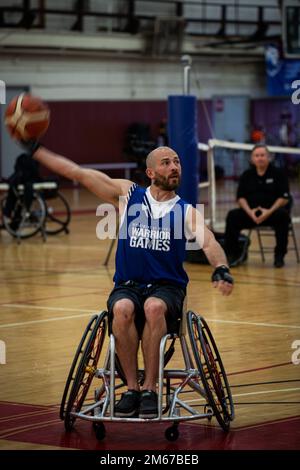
[[0, 409, 58, 423], [0, 401, 51, 413], [236, 414, 300, 431], [228, 361, 292, 376], [71, 209, 97, 216]]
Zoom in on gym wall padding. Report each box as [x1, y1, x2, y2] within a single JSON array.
[[168, 95, 199, 207]]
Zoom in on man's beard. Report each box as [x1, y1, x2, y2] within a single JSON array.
[[153, 173, 181, 190]]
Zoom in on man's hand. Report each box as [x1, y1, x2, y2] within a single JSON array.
[[256, 207, 271, 224], [248, 207, 260, 224], [212, 265, 234, 296]]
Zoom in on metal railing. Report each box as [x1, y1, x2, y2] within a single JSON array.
[[0, 0, 281, 39]]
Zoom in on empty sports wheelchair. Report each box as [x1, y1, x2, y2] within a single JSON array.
[[0, 181, 71, 242], [60, 305, 234, 441]]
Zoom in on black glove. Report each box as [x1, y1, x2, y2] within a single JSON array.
[[20, 139, 41, 155], [212, 265, 234, 284]]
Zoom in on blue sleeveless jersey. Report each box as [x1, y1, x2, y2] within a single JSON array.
[[114, 185, 189, 288]]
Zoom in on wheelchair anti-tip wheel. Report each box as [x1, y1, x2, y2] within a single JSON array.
[[187, 311, 234, 431], [60, 312, 107, 431], [93, 421, 106, 441], [1, 193, 46, 239], [165, 424, 179, 441]]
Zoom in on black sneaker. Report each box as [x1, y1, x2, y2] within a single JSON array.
[[139, 390, 158, 419], [274, 255, 285, 268], [114, 390, 140, 417]]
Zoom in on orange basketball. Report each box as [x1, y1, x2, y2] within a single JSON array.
[[5, 93, 50, 141]]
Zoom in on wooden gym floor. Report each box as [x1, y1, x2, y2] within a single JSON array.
[[0, 188, 299, 450]]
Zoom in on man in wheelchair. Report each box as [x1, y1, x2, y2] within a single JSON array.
[[22, 140, 234, 419], [2, 151, 41, 230]]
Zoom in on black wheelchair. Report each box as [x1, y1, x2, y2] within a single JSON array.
[[60, 307, 234, 441], [0, 181, 71, 242]]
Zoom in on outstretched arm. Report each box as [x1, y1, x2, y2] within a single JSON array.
[[186, 206, 233, 296], [33, 146, 133, 206]]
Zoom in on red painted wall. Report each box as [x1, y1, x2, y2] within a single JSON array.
[[41, 100, 213, 159], [39, 99, 213, 181], [42, 101, 168, 164]]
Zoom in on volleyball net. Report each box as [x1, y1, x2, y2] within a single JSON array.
[[198, 139, 300, 230]]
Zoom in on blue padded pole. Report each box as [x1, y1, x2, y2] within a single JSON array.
[[167, 95, 199, 207]]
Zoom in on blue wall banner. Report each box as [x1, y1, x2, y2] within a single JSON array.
[[265, 44, 300, 96]]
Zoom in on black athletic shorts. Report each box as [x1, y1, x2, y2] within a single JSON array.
[[107, 280, 186, 336]]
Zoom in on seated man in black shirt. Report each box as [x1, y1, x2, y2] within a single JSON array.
[[224, 144, 290, 268]]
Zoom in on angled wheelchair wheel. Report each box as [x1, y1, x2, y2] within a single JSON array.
[[45, 191, 71, 235], [60, 312, 107, 431], [2, 194, 46, 239], [187, 311, 234, 431]]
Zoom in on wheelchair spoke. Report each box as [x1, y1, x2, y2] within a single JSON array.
[[45, 192, 71, 235]]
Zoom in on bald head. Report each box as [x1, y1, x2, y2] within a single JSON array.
[[145, 146, 181, 191], [146, 146, 179, 169]]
